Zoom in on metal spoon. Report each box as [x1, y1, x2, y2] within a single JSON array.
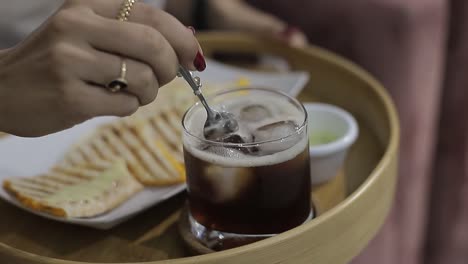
[[178, 66, 239, 140]]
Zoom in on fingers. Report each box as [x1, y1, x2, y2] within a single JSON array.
[[207, 0, 308, 47], [71, 82, 140, 119], [46, 38, 160, 106], [83, 18, 180, 86], [75, 48, 160, 106], [125, 3, 202, 71], [279, 26, 308, 48], [208, 0, 285, 34], [68, 0, 202, 71], [51, 48, 143, 118]]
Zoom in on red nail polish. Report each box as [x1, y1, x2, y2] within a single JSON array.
[[188, 26, 196, 35], [281, 26, 300, 38], [194, 51, 206, 71]]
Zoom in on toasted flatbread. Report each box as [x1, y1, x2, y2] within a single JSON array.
[[129, 119, 185, 185], [61, 107, 186, 186], [3, 159, 143, 218]]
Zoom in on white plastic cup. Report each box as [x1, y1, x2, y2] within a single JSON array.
[[304, 103, 359, 185]]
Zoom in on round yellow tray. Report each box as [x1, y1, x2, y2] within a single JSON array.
[[0, 33, 399, 264]]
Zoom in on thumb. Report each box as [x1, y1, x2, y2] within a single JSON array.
[[207, 0, 308, 47]]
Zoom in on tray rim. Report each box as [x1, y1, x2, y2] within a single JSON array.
[[0, 32, 400, 264]]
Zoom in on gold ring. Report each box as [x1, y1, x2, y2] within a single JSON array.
[[107, 59, 128, 93], [117, 0, 138, 21], [107, 0, 137, 92]]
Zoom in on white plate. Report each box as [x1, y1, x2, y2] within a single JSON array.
[[201, 59, 309, 97], [0, 61, 309, 229]]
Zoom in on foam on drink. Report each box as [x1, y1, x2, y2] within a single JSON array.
[[183, 93, 308, 168]]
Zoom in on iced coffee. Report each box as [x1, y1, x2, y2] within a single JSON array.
[[182, 88, 311, 248]]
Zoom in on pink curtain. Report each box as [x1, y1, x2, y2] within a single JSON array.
[[247, 0, 467, 263], [425, 1, 468, 263]]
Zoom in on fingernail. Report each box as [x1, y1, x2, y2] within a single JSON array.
[[280, 25, 300, 39], [193, 51, 206, 71], [188, 26, 196, 35]]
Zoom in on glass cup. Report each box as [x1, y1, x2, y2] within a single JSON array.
[[182, 88, 312, 250]]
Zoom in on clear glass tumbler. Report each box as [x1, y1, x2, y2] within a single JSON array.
[[182, 88, 312, 250]]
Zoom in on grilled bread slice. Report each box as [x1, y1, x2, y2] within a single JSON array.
[[61, 108, 186, 186], [127, 119, 185, 185], [3, 159, 143, 218]]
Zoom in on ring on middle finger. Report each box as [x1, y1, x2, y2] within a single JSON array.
[[106, 59, 128, 93]]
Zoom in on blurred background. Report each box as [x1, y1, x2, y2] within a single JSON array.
[[1, 0, 466, 263], [244, 1, 465, 264]]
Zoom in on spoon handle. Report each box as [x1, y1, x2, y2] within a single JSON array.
[[177, 66, 200, 93], [177, 66, 216, 119]]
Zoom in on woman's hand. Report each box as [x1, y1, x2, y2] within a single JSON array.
[[0, 0, 203, 137], [205, 0, 308, 47]]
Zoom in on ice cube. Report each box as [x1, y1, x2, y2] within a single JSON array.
[[206, 145, 246, 159], [254, 120, 298, 142], [203, 123, 229, 141], [210, 133, 258, 154], [239, 104, 272, 122], [206, 122, 252, 142], [253, 120, 300, 154], [203, 165, 255, 203], [204, 111, 239, 141]]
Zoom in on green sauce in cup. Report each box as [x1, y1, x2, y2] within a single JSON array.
[[309, 132, 338, 146]]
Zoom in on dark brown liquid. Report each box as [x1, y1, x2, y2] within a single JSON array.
[[184, 146, 311, 235]]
